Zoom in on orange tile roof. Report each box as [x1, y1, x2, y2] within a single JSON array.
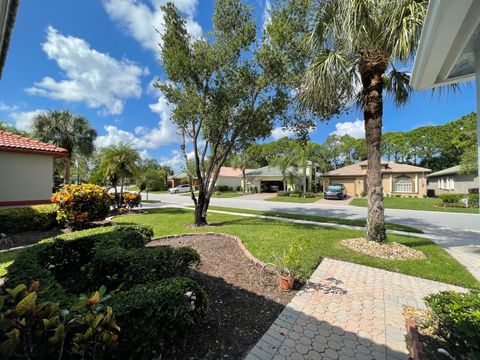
[[218, 166, 253, 177], [0, 130, 69, 157], [325, 161, 431, 176]]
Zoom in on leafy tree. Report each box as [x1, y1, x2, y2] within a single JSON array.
[[229, 152, 259, 192], [269, 140, 299, 190], [97, 143, 140, 206], [32, 110, 97, 184], [460, 145, 478, 175], [156, 0, 279, 226], [298, 0, 427, 242], [0, 121, 29, 136]]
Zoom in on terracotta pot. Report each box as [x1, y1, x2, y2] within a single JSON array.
[[278, 274, 295, 291]]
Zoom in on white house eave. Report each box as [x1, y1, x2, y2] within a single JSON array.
[[411, 0, 479, 90]]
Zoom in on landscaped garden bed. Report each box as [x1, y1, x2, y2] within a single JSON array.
[[148, 233, 294, 359]]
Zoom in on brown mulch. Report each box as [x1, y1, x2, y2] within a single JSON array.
[[147, 233, 296, 359], [341, 238, 427, 260], [404, 306, 456, 360]]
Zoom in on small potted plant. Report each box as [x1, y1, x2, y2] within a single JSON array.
[[269, 239, 308, 291]]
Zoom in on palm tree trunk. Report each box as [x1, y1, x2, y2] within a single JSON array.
[[360, 51, 388, 243], [120, 177, 124, 208], [64, 157, 71, 185]]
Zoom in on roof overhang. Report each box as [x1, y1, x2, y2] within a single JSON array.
[[0, 147, 69, 158], [0, 0, 19, 79], [410, 0, 480, 89]]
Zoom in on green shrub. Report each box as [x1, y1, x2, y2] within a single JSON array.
[[438, 193, 463, 204], [0, 205, 57, 234], [90, 246, 200, 290], [289, 193, 301, 197], [425, 290, 480, 358], [467, 194, 479, 208], [121, 192, 141, 209], [303, 192, 315, 198], [214, 185, 232, 192], [52, 184, 112, 229], [108, 278, 208, 358], [359, 190, 367, 197], [112, 224, 153, 240], [0, 283, 120, 360], [277, 191, 291, 197]]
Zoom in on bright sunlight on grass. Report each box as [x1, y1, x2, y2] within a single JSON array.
[[351, 197, 478, 214], [114, 207, 478, 288]]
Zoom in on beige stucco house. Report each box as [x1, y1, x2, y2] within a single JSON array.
[[427, 165, 479, 196], [323, 161, 431, 197], [245, 162, 320, 193], [0, 130, 69, 207]]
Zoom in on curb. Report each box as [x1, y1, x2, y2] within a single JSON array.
[[149, 232, 275, 275], [406, 318, 424, 360]]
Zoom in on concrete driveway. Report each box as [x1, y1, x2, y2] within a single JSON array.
[[142, 192, 480, 281], [315, 195, 354, 206]]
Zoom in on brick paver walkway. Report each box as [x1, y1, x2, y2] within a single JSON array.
[[246, 258, 465, 360]]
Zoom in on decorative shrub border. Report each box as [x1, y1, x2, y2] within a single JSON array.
[[150, 232, 276, 275]]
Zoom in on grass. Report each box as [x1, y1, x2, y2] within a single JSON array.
[[0, 250, 22, 277], [265, 195, 323, 203], [351, 197, 478, 214], [142, 200, 162, 203], [114, 207, 479, 288], [181, 191, 246, 198], [205, 205, 423, 234]]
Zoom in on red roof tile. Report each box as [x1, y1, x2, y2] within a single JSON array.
[[0, 130, 69, 157]]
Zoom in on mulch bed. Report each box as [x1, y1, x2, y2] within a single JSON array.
[[0, 228, 68, 250], [147, 233, 295, 359], [341, 238, 426, 260]]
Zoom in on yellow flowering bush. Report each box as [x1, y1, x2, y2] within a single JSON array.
[[52, 184, 112, 228], [122, 192, 141, 209]]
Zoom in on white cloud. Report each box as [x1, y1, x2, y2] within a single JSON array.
[[26, 26, 147, 115], [263, 0, 271, 29], [9, 109, 47, 131], [271, 127, 296, 140], [0, 102, 19, 112], [95, 125, 138, 147], [160, 149, 194, 170], [331, 119, 365, 139], [103, 0, 202, 55]]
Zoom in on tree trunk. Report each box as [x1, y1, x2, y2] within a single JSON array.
[[64, 157, 71, 185], [360, 51, 388, 243], [120, 177, 124, 208], [194, 187, 209, 226], [303, 163, 307, 193], [242, 168, 246, 193]]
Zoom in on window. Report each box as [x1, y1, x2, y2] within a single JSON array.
[[395, 176, 412, 193]]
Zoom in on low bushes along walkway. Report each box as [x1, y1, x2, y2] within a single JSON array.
[[114, 208, 479, 288], [351, 197, 478, 214]]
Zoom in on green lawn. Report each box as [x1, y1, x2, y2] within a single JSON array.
[[351, 197, 478, 214], [114, 208, 479, 288], [0, 250, 22, 277], [182, 191, 246, 198], [205, 205, 423, 234], [265, 195, 323, 203], [141, 200, 162, 203]]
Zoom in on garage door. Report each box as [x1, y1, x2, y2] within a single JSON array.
[[335, 178, 356, 196]]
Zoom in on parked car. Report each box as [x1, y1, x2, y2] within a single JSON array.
[[324, 184, 347, 200], [168, 184, 191, 194]]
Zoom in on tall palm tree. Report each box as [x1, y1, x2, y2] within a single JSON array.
[[300, 0, 427, 242], [33, 110, 97, 184], [97, 143, 140, 206]]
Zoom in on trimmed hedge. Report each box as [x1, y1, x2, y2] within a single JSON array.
[[108, 278, 208, 358], [277, 191, 290, 197], [425, 290, 480, 358], [214, 185, 233, 192], [90, 246, 200, 290], [3, 224, 207, 358], [0, 205, 57, 234], [438, 193, 479, 208]]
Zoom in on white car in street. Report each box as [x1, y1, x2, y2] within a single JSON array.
[[168, 184, 191, 194]]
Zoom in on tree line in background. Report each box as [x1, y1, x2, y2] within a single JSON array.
[[228, 112, 478, 179]]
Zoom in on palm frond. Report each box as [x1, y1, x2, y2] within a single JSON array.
[[383, 67, 412, 108]]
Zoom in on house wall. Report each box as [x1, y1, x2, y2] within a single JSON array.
[[215, 176, 242, 189], [324, 172, 428, 197], [0, 152, 54, 206], [427, 174, 479, 195]]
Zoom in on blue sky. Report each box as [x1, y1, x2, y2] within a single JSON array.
[[0, 0, 476, 170]]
